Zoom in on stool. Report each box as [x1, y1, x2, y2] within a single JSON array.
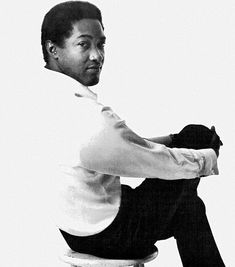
[[60, 248, 158, 267]]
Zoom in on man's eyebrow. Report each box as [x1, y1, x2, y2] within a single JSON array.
[[100, 36, 106, 42], [76, 34, 106, 41]]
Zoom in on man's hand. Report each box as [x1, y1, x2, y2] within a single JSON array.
[[170, 124, 223, 157], [210, 126, 223, 157]]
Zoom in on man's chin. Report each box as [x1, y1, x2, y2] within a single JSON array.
[[75, 74, 100, 86], [85, 77, 100, 86]]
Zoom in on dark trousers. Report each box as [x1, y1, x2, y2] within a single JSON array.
[[60, 178, 225, 266]]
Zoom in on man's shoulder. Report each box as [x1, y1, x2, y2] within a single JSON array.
[[40, 68, 78, 93], [37, 67, 106, 118]]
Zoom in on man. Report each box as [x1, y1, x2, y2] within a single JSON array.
[[40, 1, 224, 266]]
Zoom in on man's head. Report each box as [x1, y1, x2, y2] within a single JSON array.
[[41, 1, 105, 86]]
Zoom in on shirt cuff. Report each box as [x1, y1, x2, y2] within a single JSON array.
[[199, 148, 219, 176]]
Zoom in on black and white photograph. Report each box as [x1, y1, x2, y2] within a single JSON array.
[[1, 1, 235, 266]]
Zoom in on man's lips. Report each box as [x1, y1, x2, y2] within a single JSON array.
[[86, 65, 102, 74], [86, 64, 102, 70]]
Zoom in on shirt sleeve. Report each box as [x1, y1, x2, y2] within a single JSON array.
[[77, 102, 218, 179]]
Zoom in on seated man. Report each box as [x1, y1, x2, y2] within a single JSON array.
[[40, 2, 225, 266]]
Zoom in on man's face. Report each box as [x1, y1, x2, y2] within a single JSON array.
[[55, 19, 105, 86]]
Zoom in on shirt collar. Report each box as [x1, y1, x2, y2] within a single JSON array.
[[74, 84, 98, 101], [44, 67, 98, 101]]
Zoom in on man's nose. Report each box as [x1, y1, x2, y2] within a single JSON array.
[[89, 47, 104, 62]]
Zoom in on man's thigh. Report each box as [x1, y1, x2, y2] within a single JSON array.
[[131, 178, 200, 241]]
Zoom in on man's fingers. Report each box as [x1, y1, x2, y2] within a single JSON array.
[[211, 125, 223, 146], [210, 131, 218, 145]]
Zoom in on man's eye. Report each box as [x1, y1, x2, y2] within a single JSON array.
[[98, 42, 105, 50], [78, 42, 89, 48]]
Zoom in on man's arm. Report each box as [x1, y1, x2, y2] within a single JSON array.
[[77, 104, 218, 180], [144, 135, 173, 146], [145, 125, 222, 157]]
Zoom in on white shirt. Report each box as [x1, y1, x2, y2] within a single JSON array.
[[36, 68, 218, 236]]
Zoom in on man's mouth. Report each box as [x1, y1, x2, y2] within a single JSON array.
[[86, 64, 102, 72]]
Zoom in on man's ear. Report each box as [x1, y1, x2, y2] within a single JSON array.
[[45, 40, 59, 60]]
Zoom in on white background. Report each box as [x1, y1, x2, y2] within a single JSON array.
[[1, 0, 235, 266]]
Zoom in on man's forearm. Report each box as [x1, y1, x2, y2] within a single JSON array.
[[144, 135, 173, 146], [77, 104, 218, 179]]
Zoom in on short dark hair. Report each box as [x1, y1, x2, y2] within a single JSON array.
[[41, 1, 103, 63]]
